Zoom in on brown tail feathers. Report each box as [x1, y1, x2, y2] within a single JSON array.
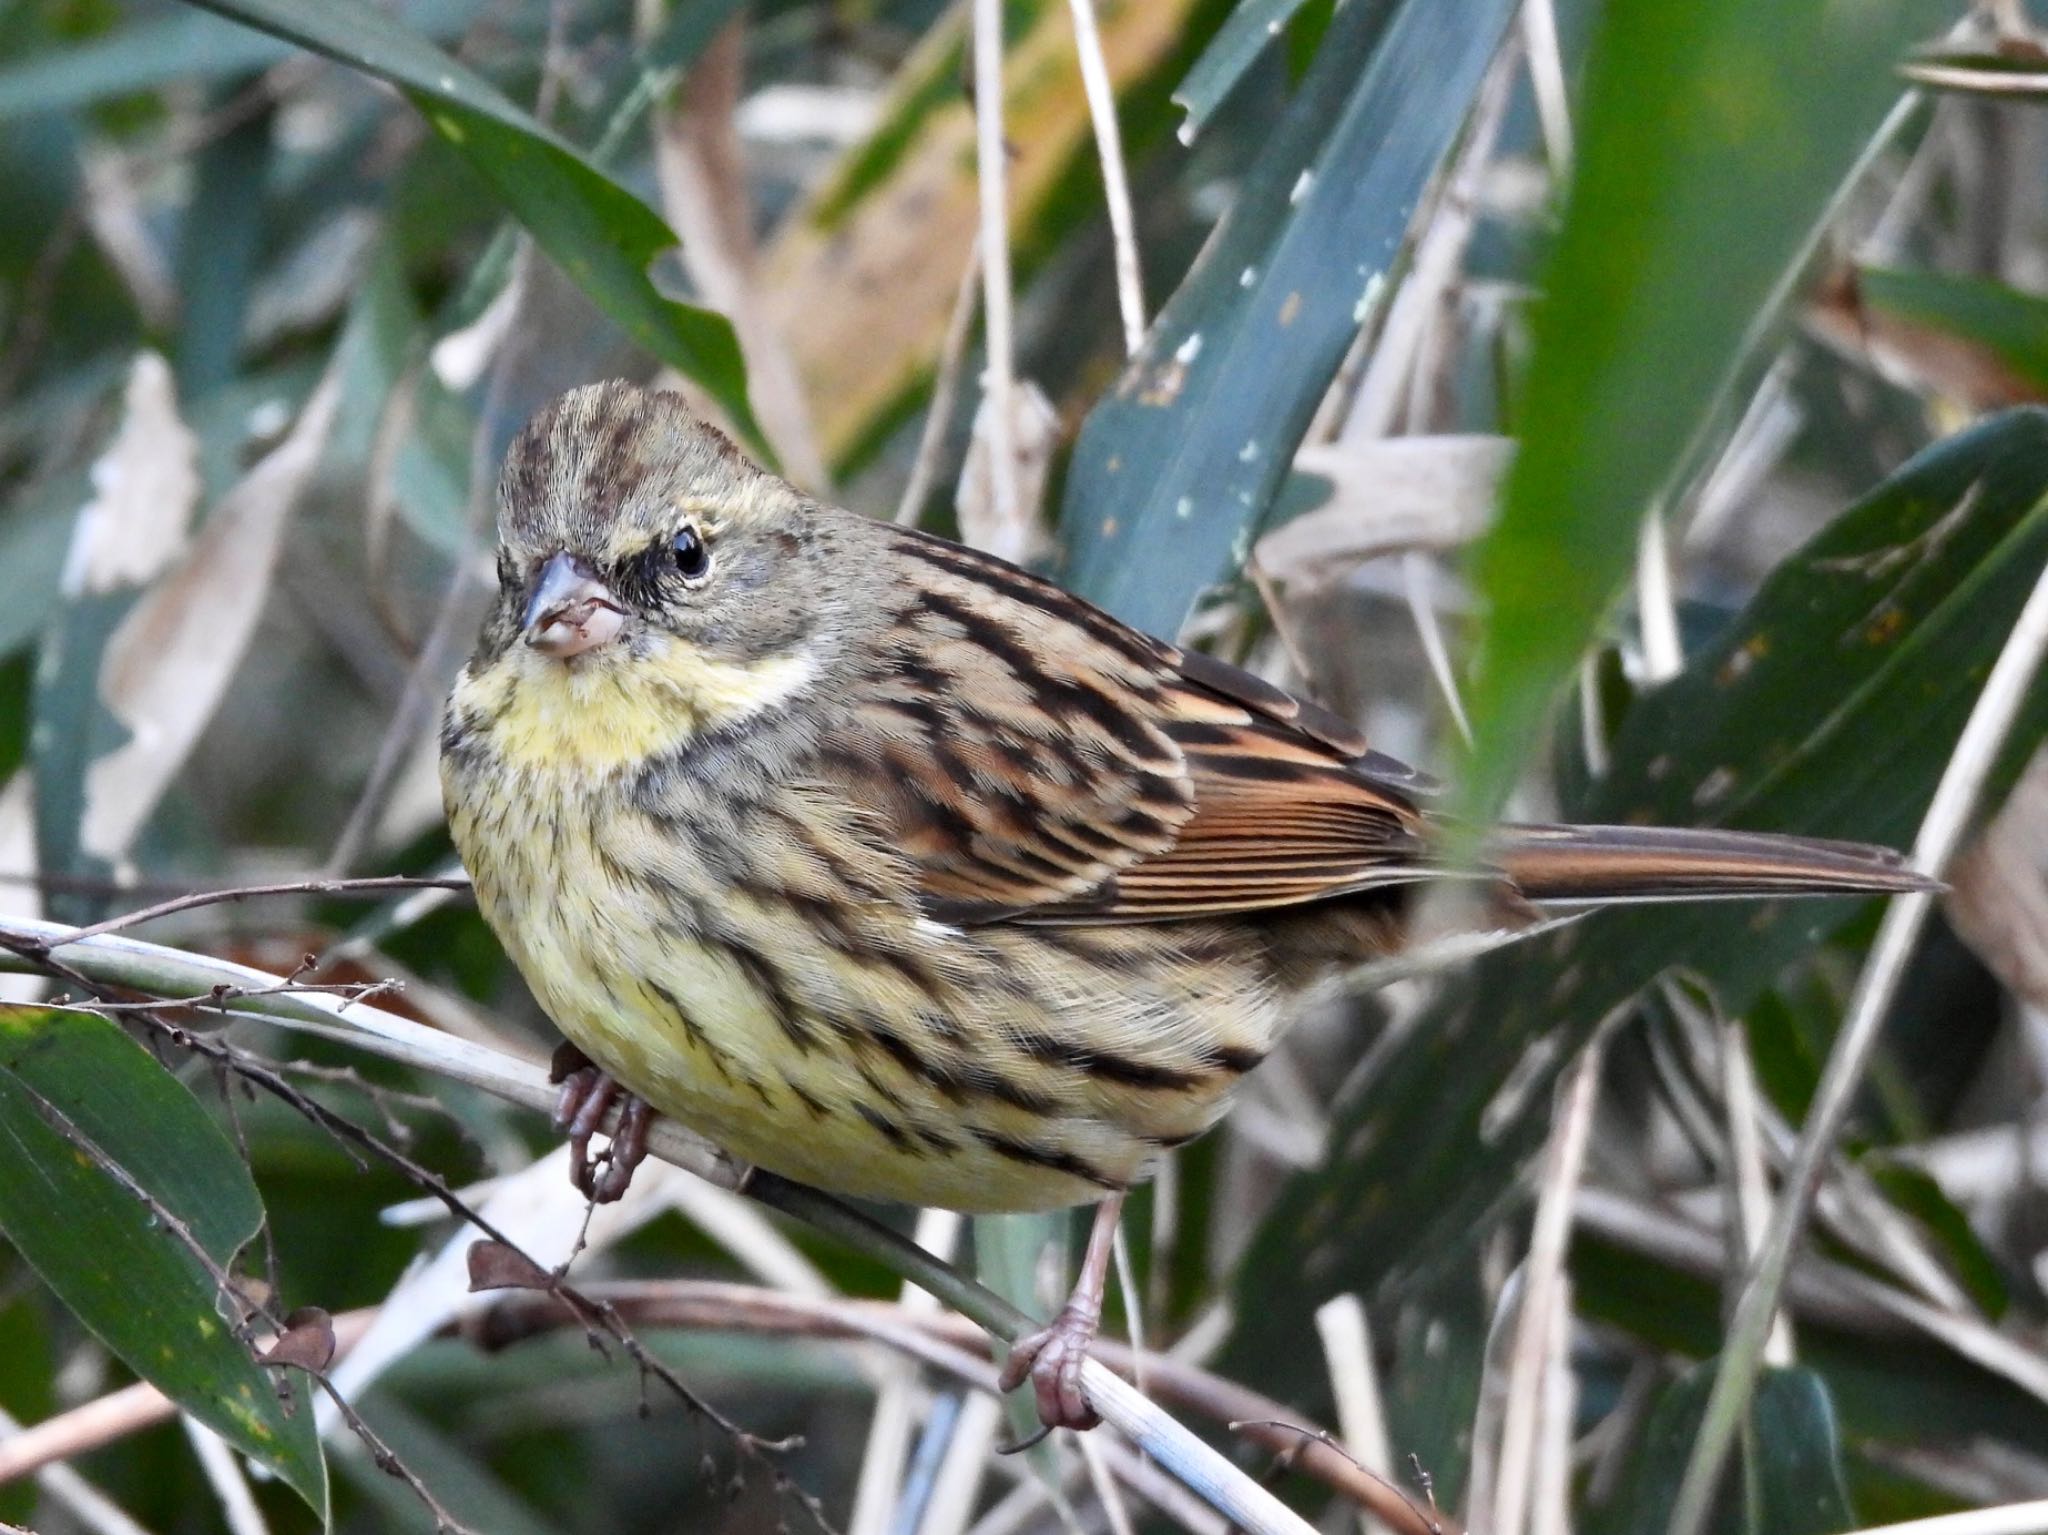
[[1486, 823, 1936, 904]]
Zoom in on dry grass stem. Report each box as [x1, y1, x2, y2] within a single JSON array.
[[1670, 557, 2048, 1535], [1067, 0, 1145, 354]]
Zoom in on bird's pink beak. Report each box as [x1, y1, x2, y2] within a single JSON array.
[[522, 552, 626, 659]]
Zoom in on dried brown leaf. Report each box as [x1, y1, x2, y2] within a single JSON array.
[[466, 1238, 554, 1293], [259, 1308, 338, 1373], [61, 353, 198, 598], [954, 377, 1059, 565], [80, 369, 342, 863], [1947, 749, 2048, 1012], [1256, 435, 1511, 587]]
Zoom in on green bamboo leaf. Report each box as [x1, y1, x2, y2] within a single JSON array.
[[1596, 1365, 1853, 1535], [1572, 1229, 2048, 1497], [177, 0, 764, 452], [0, 1288, 54, 1526], [1060, 0, 1517, 633], [1863, 1159, 2010, 1320], [975, 1211, 1073, 1499], [0, 0, 480, 122], [1225, 409, 2048, 1437], [1746, 1370, 1857, 1534], [1171, 0, 1321, 142], [1461, 0, 1949, 820], [0, 1009, 326, 1518]]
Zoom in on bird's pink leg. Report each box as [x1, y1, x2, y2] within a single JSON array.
[[549, 1041, 653, 1203], [999, 1192, 1125, 1433]]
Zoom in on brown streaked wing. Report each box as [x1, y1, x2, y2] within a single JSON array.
[[814, 529, 1196, 921], [1026, 694, 1433, 923], [820, 527, 1434, 925]]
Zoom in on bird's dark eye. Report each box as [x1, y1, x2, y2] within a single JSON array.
[[671, 525, 711, 582]]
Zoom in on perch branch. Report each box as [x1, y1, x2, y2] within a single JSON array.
[[0, 918, 1317, 1535]]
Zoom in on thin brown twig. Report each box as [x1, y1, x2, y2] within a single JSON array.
[[0, 1279, 1437, 1531], [128, 1004, 832, 1531], [473, 1282, 1452, 1535], [0, 921, 830, 1529]]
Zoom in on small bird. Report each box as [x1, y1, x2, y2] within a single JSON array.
[[441, 382, 1927, 1432]]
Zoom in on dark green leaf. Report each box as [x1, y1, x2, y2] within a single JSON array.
[[1864, 1158, 2009, 1320], [178, 0, 764, 450], [975, 1211, 1071, 1495], [1744, 1369, 1856, 1534], [1744, 981, 1831, 1126], [0, 1288, 53, 1525], [173, 96, 271, 396], [1171, 0, 1322, 142], [338, 1395, 565, 1535], [1226, 410, 2048, 1434], [643, 0, 750, 73], [1461, 0, 1947, 818], [0, 1009, 326, 1517], [0, 482, 74, 662], [1572, 1229, 2048, 1468], [1060, 0, 1517, 633], [0, 0, 480, 122], [1596, 1365, 1852, 1535]]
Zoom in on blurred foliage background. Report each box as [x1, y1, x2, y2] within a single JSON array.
[[2, 0, 2048, 1532]]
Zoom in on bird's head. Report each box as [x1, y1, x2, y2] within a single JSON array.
[[466, 382, 851, 757]]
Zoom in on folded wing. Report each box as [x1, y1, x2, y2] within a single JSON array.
[[812, 529, 1433, 926]]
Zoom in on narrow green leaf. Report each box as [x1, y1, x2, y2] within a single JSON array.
[[1060, 0, 1517, 633], [0, 482, 75, 663], [177, 0, 764, 452], [975, 1211, 1073, 1498], [1461, 0, 1947, 819], [0, 1009, 326, 1518], [0, 1289, 54, 1526], [337, 1395, 565, 1535], [1597, 1365, 1853, 1535], [1171, 0, 1320, 142], [31, 355, 199, 924], [1745, 1370, 1856, 1534], [173, 95, 271, 395], [1573, 1229, 2048, 1482], [1864, 1159, 2009, 1320], [1226, 410, 2048, 1427], [0, 0, 480, 122], [643, 0, 750, 72]]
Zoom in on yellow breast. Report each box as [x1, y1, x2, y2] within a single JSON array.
[[449, 637, 819, 780], [442, 642, 1280, 1213]]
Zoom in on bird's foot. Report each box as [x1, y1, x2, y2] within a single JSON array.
[[999, 1300, 1103, 1434], [549, 1041, 653, 1203]]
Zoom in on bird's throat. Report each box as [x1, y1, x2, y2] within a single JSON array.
[[452, 639, 819, 780]]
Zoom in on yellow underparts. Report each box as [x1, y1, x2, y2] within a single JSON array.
[[458, 634, 818, 777]]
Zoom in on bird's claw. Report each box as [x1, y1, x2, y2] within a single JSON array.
[[998, 1302, 1103, 1434], [549, 1044, 653, 1203]]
